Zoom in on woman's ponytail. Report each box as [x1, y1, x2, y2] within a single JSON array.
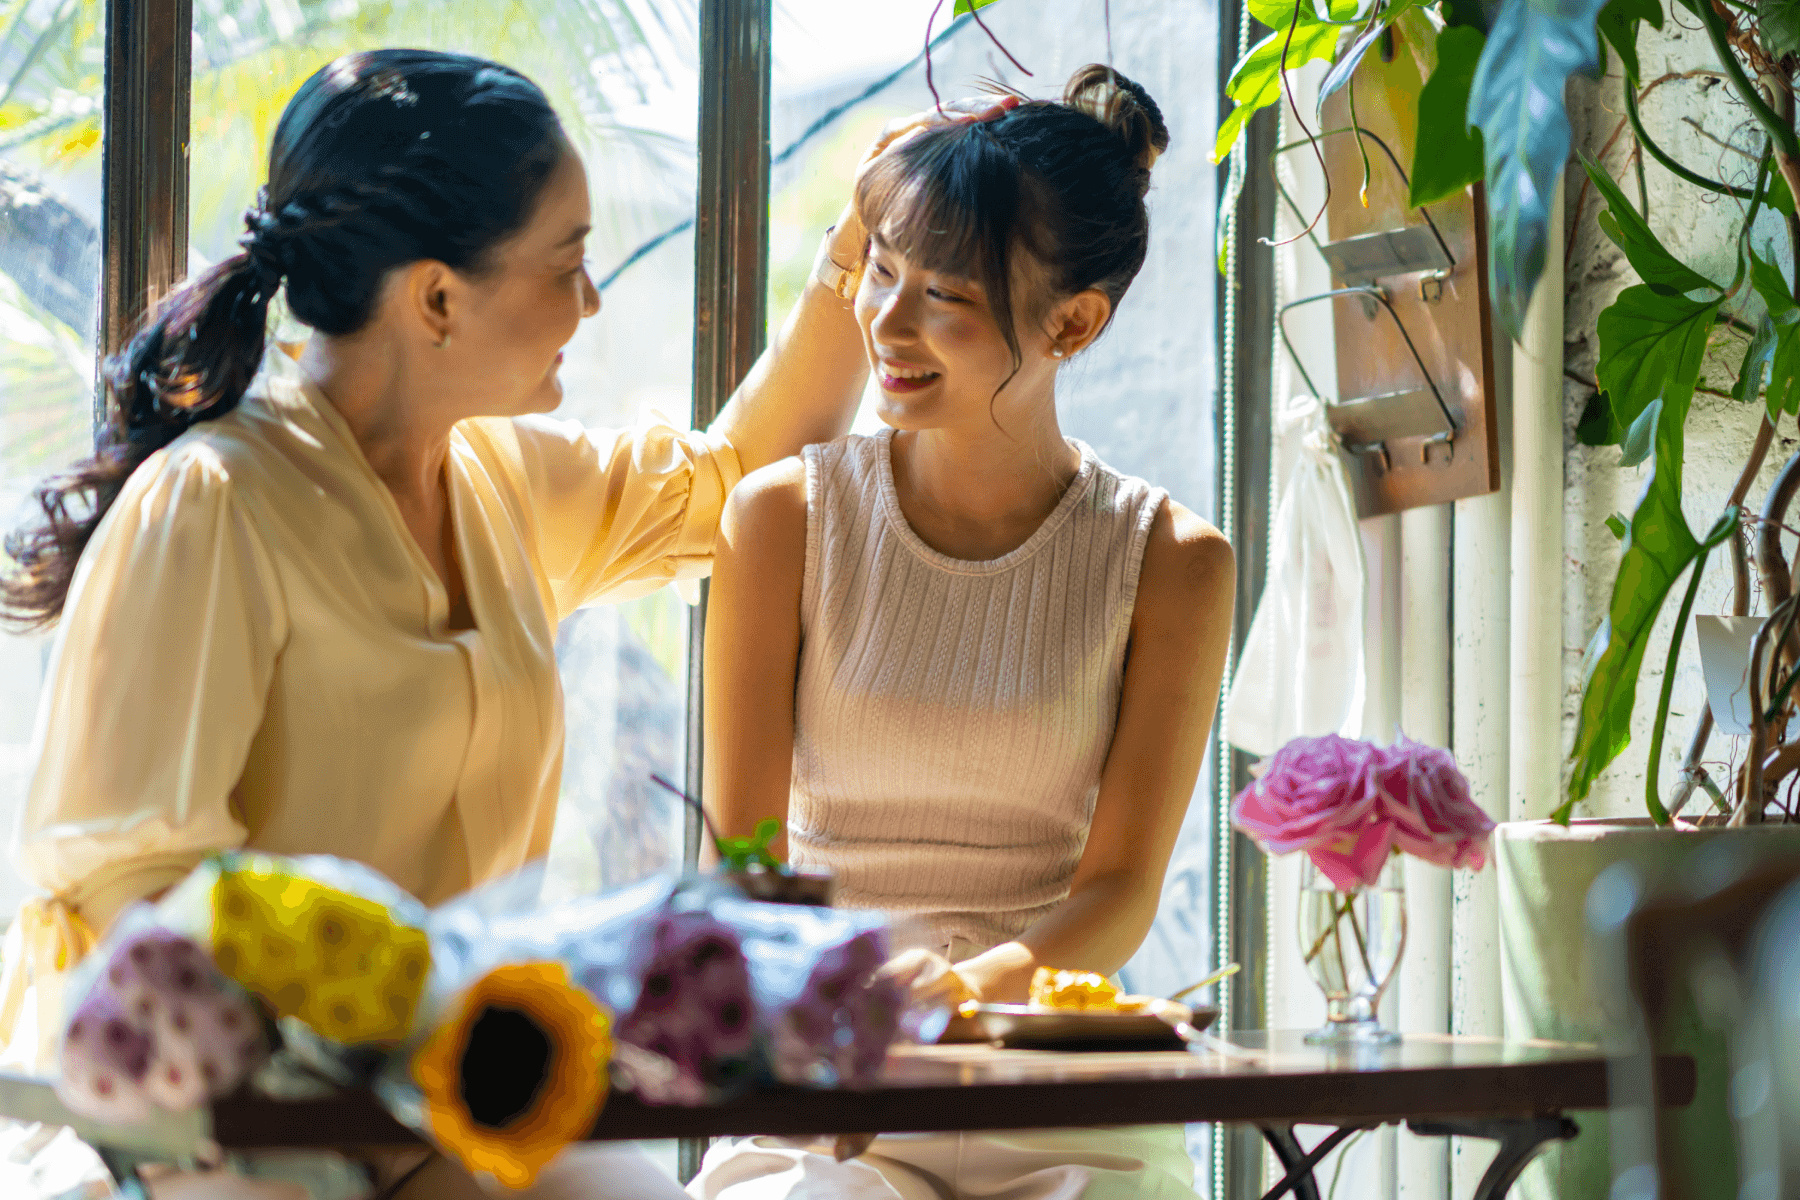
[[0, 212, 280, 630]]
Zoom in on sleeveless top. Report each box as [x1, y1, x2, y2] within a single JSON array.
[[789, 429, 1167, 956]]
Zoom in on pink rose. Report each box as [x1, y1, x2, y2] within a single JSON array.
[[1373, 736, 1495, 872], [1231, 734, 1493, 890]]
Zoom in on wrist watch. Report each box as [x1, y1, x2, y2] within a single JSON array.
[[812, 224, 859, 300]]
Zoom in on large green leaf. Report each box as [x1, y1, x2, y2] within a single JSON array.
[[1578, 150, 1721, 295], [1409, 25, 1486, 207], [1598, 0, 1663, 83], [1595, 284, 1721, 431], [1469, 0, 1613, 337], [1564, 398, 1701, 813], [1749, 247, 1800, 418], [1213, 12, 1349, 162], [1761, 0, 1800, 58], [952, 0, 1003, 11]]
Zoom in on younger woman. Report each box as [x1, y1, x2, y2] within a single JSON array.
[[697, 66, 1235, 1199]]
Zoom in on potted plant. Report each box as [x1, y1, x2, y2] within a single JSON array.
[[1217, 0, 1800, 1194]]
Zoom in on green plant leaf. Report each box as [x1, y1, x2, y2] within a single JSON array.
[[1577, 388, 1626, 445], [1579, 150, 1721, 295], [1469, 0, 1613, 337], [1214, 16, 1349, 162], [952, 0, 1004, 12], [1598, 0, 1663, 83], [1605, 512, 1629, 539], [1410, 25, 1487, 206], [1769, 172, 1797, 217], [1595, 284, 1721, 433], [1734, 313, 1777, 406], [1618, 396, 1659, 466], [1564, 398, 1700, 814], [1748, 246, 1800, 418], [1761, 0, 1800, 58], [1318, 0, 1420, 116], [1441, 0, 1492, 29]]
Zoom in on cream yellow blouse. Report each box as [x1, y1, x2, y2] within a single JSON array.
[[0, 355, 740, 1062]]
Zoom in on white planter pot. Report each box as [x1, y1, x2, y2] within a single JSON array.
[[1496, 818, 1800, 1200]]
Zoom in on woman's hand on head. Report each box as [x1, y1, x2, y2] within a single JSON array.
[[874, 948, 980, 1008], [838, 94, 1021, 251]]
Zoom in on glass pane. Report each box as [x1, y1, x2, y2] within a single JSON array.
[[0, 0, 105, 923], [186, 1, 703, 900]]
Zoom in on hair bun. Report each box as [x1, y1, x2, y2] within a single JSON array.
[[1063, 64, 1170, 182]]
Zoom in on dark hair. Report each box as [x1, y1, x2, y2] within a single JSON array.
[[853, 64, 1169, 390], [1, 49, 567, 628]]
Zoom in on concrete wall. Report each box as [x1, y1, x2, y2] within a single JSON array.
[[1562, 26, 1792, 818]]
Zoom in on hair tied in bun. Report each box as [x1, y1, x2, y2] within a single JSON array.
[[1063, 64, 1170, 178]]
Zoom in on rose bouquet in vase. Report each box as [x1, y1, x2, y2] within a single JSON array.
[[1232, 735, 1494, 1044]]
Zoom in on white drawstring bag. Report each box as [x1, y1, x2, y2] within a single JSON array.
[[1224, 393, 1366, 757]]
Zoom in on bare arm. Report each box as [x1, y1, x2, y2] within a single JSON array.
[[953, 501, 1236, 1003], [701, 458, 809, 855], [707, 217, 869, 476]]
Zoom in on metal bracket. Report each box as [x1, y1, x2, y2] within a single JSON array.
[[1409, 1115, 1579, 1200], [1318, 225, 1453, 286], [1276, 285, 1458, 464]]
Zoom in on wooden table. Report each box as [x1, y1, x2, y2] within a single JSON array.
[[0, 1032, 1697, 1200]]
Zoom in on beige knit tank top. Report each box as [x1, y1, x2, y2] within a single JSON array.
[[790, 429, 1167, 957]]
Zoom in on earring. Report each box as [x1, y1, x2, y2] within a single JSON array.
[[435, 333, 452, 350], [1051, 346, 1065, 358]]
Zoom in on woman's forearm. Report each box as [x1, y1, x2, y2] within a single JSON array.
[[707, 210, 868, 473], [955, 870, 1163, 1004]]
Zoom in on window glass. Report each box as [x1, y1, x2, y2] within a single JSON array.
[[0, 0, 105, 921], [184, 0, 703, 902]]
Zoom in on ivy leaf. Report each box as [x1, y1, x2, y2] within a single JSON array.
[[1598, 0, 1663, 83], [1769, 172, 1797, 217], [952, 0, 1004, 12], [1469, 0, 1613, 337], [1580, 150, 1721, 295], [1410, 25, 1487, 206], [1761, 0, 1800, 58], [1595, 284, 1721, 433], [1564, 398, 1700, 814], [1749, 246, 1800, 418], [1214, 16, 1349, 162], [1605, 512, 1629, 540]]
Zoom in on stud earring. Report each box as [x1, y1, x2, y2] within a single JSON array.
[[435, 334, 452, 350], [1051, 346, 1065, 358]]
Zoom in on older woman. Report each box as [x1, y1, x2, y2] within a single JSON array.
[[0, 48, 997, 1200]]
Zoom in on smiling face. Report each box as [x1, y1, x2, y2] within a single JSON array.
[[855, 228, 1060, 434], [428, 147, 600, 417]]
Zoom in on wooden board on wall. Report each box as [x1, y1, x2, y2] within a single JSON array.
[[1313, 25, 1500, 518]]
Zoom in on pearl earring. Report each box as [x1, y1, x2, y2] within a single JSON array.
[[1051, 346, 1065, 358], [435, 334, 452, 350]]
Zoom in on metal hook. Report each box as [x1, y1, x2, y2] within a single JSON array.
[[1275, 285, 1456, 434]]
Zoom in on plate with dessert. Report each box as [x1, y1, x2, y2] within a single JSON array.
[[940, 968, 1221, 1051]]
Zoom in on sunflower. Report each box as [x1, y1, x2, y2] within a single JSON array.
[[411, 961, 613, 1189]]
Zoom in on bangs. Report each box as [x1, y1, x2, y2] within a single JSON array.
[[853, 122, 1016, 290]]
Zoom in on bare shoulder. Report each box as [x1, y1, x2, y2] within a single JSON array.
[[1137, 498, 1235, 607], [719, 455, 808, 554]]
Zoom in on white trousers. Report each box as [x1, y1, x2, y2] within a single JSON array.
[[688, 1126, 1198, 1200]]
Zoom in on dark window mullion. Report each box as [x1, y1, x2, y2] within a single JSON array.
[[97, 0, 191, 427]]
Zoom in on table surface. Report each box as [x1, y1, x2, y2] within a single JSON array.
[[0, 1032, 1698, 1155]]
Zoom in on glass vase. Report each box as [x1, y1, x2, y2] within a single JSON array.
[[1297, 854, 1406, 1045]]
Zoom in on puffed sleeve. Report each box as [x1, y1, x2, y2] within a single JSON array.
[[472, 411, 745, 620], [12, 443, 287, 936]]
